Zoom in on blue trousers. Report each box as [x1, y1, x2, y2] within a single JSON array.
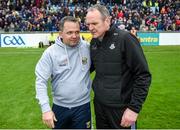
[[52, 102, 91, 129]]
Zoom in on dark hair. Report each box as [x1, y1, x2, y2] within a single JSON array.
[[87, 4, 110, 19], [60, 16, 80, 31]]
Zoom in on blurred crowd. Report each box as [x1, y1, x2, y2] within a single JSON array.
[[0, 0, 180, 32]]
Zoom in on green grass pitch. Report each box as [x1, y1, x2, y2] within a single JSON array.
[[0, 46, 180, 128]]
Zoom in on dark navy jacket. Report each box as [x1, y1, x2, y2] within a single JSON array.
[[90, 25, 151, 113]]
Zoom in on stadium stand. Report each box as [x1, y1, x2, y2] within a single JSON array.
[[0, 0, 179, 32]]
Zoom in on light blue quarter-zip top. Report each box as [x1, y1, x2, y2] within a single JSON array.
[[35, 37, 91, 113]]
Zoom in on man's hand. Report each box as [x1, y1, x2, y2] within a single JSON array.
[[42, 111, 57, 128], [120, 108, 138, 127]]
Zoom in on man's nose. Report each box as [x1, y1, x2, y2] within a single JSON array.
[[72, 33, 77, 38]]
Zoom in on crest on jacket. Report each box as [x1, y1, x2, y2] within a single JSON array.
[[82, 57, 88, 65], [109, 43, 115, 50], [59, 58, 68, 66]]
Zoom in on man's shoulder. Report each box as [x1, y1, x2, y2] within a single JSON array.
[[114, 28, 129, 37], [43, 44, 59, 54]]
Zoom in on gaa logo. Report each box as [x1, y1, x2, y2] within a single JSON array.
[[3, 36, 25, 45]]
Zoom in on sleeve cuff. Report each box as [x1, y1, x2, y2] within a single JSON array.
[[41, 103, 51, 113], [128, 105, 141, 113]]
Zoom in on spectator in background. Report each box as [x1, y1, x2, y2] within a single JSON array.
[[35, 16, 91, 129], [130, 26, 138, 36], [48, 32, 56, 46], [0, 0, 180, 32], [130, 26, 140, 42], [86, 4, 151, 129]]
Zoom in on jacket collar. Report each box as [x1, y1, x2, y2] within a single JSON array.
[[92, 24, 117, 48], [95, 24, 117, 42], [104, 24, 117, 38]]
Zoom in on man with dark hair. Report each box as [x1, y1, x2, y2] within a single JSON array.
[[86, 4, 151, 129], [35, 16, 91, 129]]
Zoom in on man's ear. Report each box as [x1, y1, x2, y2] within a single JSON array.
[[105, 16, 111, 25]]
